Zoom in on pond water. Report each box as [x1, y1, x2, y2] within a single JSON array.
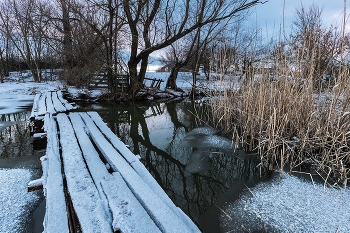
[[79, 99, 272, 232], [0, 99, 272, 232], [0, 108, 44, 233]]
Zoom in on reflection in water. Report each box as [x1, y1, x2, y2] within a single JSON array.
[[0, 108, 44, 233], [80, 100, 267, 232], [0, 110, 33, 159], [185, 149, 211, 173]]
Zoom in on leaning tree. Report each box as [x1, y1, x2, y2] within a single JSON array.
[[122, 0, 266, 99]]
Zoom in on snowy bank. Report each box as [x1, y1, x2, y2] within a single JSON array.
[[221, 173, 350, 232], [0, 169, 42, 233]]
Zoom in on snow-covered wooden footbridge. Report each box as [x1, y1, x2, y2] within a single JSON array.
[[29, 91, 200, 233]]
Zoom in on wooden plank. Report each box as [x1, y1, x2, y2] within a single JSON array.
[[45, 92, 55, 115], [86, 112, 200, 232], [28, 155, 47, 192], [30, 93, 41, 119], [42, 113, 69, 233], [37, 93, 48, 116], [57, 91, 75, 111], [56, 113, 113, 233], [69, 113, 161, 233], [51, 91, 67, 113], [79, 112, 200, 232], [32, 91, 75, 118]]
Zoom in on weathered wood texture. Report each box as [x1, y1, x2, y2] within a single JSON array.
[[30, 90, 75, 120], [88, 74, 129, 91], [33, 106, 200, 231], [30, 91, 200, 233], [42, 114, 70, 232]]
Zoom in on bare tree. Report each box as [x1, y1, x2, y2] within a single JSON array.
[[0, 47, 4, 82], [60, 0, 73, 70], [122, 0, 265, 98], [0, 20, 11, 80], [67, 0, 127, 93], [0, 0, 52, 82], [164, 27, 214, 91], [290, 3, 341, 87]]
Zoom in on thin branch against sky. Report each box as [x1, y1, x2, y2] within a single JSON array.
[[253, 0, 348, 38]]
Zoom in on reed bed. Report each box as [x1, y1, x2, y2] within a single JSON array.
[[207, 66, 350, 187]]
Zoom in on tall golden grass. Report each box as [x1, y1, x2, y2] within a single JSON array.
[[208, 61, 350, 187]]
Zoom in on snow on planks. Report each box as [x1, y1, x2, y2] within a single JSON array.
[[84, 112, 200, 232], [41, 112, 201, 233], [78, 112, 200, 232], [69, 113, 161, 233], [30, 91, 75, 120], [56, 113, 113, 233], [41, 114, 69, 232]]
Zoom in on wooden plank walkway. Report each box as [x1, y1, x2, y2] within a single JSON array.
[[29, 91, 200, 233], [29, 90, 76, 136], [30, 90, 75, 120]]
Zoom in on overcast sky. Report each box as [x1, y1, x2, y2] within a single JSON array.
[[252, 0, 348, 38]]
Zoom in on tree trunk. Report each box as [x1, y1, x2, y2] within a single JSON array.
[[106, 33, 115, 94], [128, 60, 139, 98], [107, 0, 116, 95], [61, 0, 73, 69], [4, 37, 9, 77], [190, 71, 197, 98], [166, 65, 181, 90], [30, 63, 41, 83], [138, 56, 149, 85], [0, 49, 4, 83]]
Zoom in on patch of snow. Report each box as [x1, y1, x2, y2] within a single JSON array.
[[0, 94, 34, 115], [221, 173, 350, 232], [0, 169, 42, 233]]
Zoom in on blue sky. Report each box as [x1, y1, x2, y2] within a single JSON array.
[[253, 0, 348, 37]]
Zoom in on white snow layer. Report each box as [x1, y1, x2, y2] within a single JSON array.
[[0, 169, 41, 233], [221, 173, 350, 233]]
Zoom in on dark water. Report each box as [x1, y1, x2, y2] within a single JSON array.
[[0, 108, 45, 233], [79, 99, 272, 232], [0, 99, 271, 232]]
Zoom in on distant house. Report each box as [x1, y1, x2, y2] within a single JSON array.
[[157, 65, 171, 72]]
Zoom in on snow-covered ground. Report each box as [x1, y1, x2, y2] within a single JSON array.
[[1, 71, 350, 232], [221, 173, 350, 232], [0, 169, 42, 233]]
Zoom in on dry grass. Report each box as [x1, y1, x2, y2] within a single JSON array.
[[208, 65, 350, 187]]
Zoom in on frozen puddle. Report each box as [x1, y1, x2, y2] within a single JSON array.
[[0, 94, 33, 115], [0, 169, 42, 233], [221, 173, 350, 232]]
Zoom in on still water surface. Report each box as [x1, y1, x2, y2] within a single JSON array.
[[80, 99, 272, 232], [0, 108, 44, 233], [0, 99, 271, 232]]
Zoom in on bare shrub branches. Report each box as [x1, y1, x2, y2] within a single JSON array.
[[208, 3, 350, 186]]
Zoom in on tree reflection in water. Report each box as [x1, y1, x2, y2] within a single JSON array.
[[83, 100, 268, 230], [0, 110, 33, 159]]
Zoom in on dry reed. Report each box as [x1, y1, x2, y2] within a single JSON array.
[[207, 60, 350, 187]]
